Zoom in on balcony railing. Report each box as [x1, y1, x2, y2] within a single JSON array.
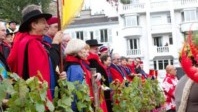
[[150, 1, 169, 10], [174, 0, 198, 8], [157, 46, 169, 53], [127, 49, 141, 56], [120, 0, 198, 13], [122, 3, 146, 13]]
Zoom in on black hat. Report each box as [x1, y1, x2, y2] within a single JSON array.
[[19, 9, 52, 32], [6, 30, 13, 36], [86, 39, 103, 47]]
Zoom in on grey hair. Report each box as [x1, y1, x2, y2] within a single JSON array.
[[65, 39, 86, 55], [22, 4, 42, 17]]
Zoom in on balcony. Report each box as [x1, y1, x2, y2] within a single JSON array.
[[127, 49, 141, 56], [151, 24, 172, 34], [157, 46, 169, 53], [120, 3, 146, 14], [122, 26, 142, 38], [174, 0, 198, 9], [180, 21, 198, 32], [150, 45, 176, 58]]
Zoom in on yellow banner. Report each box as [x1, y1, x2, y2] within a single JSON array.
[[60, 0, 84, 29]]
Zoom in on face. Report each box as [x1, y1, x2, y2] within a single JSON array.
[[121, 59, 127, 66], [0, 24, 6, 40], [134, 58, 140, 65], [78, 47, 89, 60], [48, 23, 58, 37], [127, 58, 133, 65], [31, 18, 49, 35], [4, 34, 13, 44], [104, 57, 111, 67], [90, 46, 99, 54], [9, 23, 16, 31], [170, 67, 177, 76], [113, 54, 121, 65]]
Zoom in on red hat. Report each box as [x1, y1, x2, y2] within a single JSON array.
[[47, 17, 58, 25], [99, 46, 108, 53]]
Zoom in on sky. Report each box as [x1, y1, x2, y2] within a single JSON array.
[[83, 0, 118, 17]]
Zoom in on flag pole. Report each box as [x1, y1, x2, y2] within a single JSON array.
[[57, 0, 64, 72]]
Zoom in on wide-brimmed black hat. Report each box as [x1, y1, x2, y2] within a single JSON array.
[[86, 39, 103, 47], [19, 9, 52, 32]]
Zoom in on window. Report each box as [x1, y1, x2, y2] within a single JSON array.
[[125, 16, 139, 27], [90, 31, 94, 40], [183, 10, 197, 22], [100, 29, 108, 42], [153, 37, 162, 47], [151, 16, 161, 25], [128, 38, 139, 49], [153, 59, 173, 70], [76, 31, 84, 40], [169, 35, 173, 45]]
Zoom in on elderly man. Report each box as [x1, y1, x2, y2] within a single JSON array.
[[162, 65, 178, 112], [0, 22, 10, 79], [7, 5, 65, 100], [109, 53, 126, 82]]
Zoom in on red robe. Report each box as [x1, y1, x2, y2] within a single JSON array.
[[87, 52, 108, 112], [7, 33, 52, 101], [109, 64, 124, 83]]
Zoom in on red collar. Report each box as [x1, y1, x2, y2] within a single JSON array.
[[65, 55, 81, 63]]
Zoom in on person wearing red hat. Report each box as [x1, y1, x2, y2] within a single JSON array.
[[99, 46, 109, 56], [43, 16, 59, 44]]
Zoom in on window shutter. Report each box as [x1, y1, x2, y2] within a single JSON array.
[[72, 32, 76, 39], [108, 29, 112, 42], [83, 31, 87, 40], [95, 30, 100, 41]]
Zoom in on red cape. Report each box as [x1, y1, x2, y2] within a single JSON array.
[[109, 66, 124, 83], [7, 33, 52, 100]]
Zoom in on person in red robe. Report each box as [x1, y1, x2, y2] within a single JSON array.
[[7, 4, 64, 101], [109, 53, 125, 83], [86, 39, 110, 112]]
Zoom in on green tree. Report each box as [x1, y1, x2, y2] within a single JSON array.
[[0, 0, 51, 23], [120, 0, 131, 4]]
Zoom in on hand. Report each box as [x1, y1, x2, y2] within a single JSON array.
[[94, 73, 101, 81], [59, 71, 67, 80], [52, 31, 63, 44], [2, 99, 8, 105]]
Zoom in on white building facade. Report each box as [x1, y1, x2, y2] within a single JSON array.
[[118, 0, 198, 80], [65, 0, 198, 82], [64, 9, 120, 52]]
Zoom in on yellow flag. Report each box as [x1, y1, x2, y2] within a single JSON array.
[[60, 0, 84, 29]]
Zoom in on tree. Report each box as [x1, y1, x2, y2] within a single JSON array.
[[120, 0, 131, 4], [0, 0, 51, 23]]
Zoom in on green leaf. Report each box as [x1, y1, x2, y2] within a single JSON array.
[[35, 103, 45, 112], [67, 82, 75, 91], [46, 99, 55, 112], [76, 91, 82, 100]]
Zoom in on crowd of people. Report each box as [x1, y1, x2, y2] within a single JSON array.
[[0, 3, 198, 112]]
